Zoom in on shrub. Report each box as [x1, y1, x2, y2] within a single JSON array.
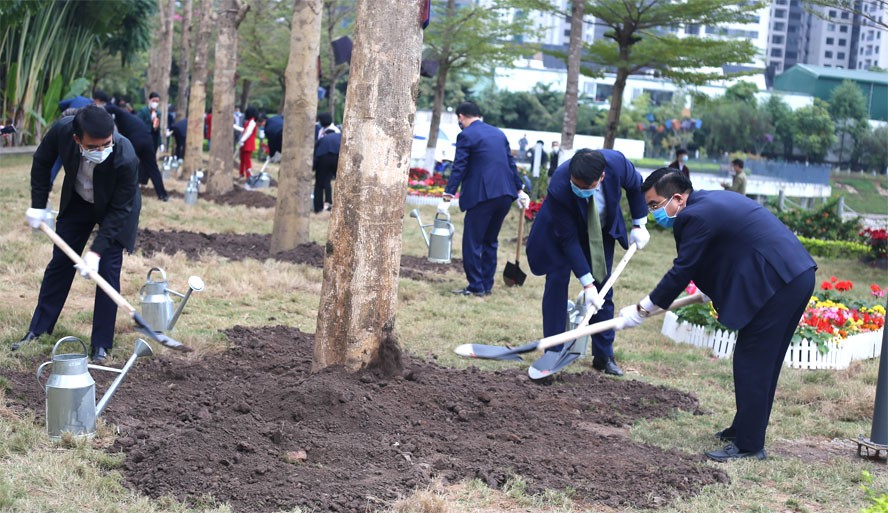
[[773, 197, 862, 242], [860, 227, 888, 262], [797, 236, 872, 260]]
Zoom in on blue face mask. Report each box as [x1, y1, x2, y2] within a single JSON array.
[[571, 181, 595, 199], [652, 197, 678, 228]]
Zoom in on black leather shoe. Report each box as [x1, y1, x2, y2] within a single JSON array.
[[90, 346, 110, 364], [11, 331, 38, 351], [705, 443, 767, 462], [158, 194, 170, 202], [451, 288, 487, 297], [592, 355, 624, 376], [715, 427, 737, 442]]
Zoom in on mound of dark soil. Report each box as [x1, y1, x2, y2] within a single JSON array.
[[136, 228, 461, 281], [4, 326, 727, 513], [163, 187, 278, 209]]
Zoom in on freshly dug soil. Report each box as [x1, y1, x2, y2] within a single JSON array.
[[164, 187, 278, 209], [136, 228, 462, 281], [4, 326, 727, 513]]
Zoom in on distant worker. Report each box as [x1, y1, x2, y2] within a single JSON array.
[[668, 148, 690, 179], [137, 92, 163, 151], [722, 158, 747, 195], [104, 103, 169, 201]]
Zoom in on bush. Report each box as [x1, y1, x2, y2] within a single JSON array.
[[860, 227, 888, 262], [797, 236, 872, 260], [773, 197, 862, 242]]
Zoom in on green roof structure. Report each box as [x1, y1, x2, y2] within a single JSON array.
[[773, 64, 888, 121]]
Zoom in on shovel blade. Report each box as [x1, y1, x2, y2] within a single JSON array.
[[502, 261, 527, 287], [132, 312, 194, 352]]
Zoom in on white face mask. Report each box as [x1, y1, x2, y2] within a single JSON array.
[[149, 101, 159, 109], [81, 144, 113, 164]]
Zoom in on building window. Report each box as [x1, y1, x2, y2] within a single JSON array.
[[771, 35, 784, 44], [775, 0, 786, 4], [786, 51, 798, 59], [686, 24, 700, 35], [773, 21, 785, 31], [841, 11, 850, 19], [828, 23, 836, 31], [839, 38, 847, 46], [564, 29, 571, 37], [840, 25, 848, 33], [829, 9, 837, 17], [838, 52, 845, 59], [771, 48, 783, 57], [826, 37, 834, 44], [774, 8, 786, 18], [825, 51, 833, 58]]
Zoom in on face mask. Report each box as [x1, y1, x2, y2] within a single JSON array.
[[149, 101, 159, 109], [680, 155, 688, 163], [652, 197, 678, 228], [81, 144, 113, 164], [571, 181, 596, 199]]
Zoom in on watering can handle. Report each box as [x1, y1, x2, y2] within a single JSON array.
[[36, 361, 52, 392], [50, 336, 89, 360], [146, 267, 168, 282]]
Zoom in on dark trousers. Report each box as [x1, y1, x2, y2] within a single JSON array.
[[730, 267, 816, 452], [136, 144, 167, 198], [542, 236, 616, 355], [461, 195, 513, 294], [28, 193, 125, 350], [314, 153, 338, 213]]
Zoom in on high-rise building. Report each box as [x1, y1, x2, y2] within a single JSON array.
[[855, 1, 887, 70]]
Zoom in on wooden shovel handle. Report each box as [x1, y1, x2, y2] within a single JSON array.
[[575, 243, 638, 327], [515, 209, 525, 263], [39, 222, 137, 315]]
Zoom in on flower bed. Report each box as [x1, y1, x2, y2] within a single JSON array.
[[661, 279, 885, 370]]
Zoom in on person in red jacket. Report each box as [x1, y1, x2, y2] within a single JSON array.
[[235, 106, 263, 179]]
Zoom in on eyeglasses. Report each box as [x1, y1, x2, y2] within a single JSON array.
[[79, 141, 114, 151], [647, 197, 670, 213]]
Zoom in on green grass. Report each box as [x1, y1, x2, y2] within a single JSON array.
[[0, 152, 886, 513], [832, 174, 888, 215], [632, 157, 724, 173]]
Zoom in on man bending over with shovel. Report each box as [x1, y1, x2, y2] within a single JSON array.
[[526, 149, 650, 378], [13, 105, 141, 365]]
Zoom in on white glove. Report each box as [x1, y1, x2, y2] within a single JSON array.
[[159, 144, 165, 153], [75, 251, 100, 279], [616, 304, 644, 331], [437, 200, 452, 215], [26, 207, 48, 229], [628, 225, 650, 250], [516, 190, 530, 210], [581, 285, 604, 314]]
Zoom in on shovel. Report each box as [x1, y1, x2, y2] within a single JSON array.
[[38, 222, 193, 353], [503, 209, 527, 287]]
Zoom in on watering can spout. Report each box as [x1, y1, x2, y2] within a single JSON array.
[[95, 339, 154, 418], [167, 276, 205, 331], [409, 209, 431, 248]]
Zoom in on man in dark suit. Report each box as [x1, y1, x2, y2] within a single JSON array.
[[170, 117, 188, 160], [15, 106, 142, 364], [438, 101, 529, 296], [264, 114, 284, 161], [616, 168, 816, 461], [668, 147, 690, 178], [526, 149, 650, 376], [313, 128, 341, 213], [104, 103, 169, 201]]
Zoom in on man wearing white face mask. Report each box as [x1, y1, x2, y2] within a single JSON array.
[[137, 91, 163, 151], [525, 149, 650, 377], [14, 106, 141, 365]]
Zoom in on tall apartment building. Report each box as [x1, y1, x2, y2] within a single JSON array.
[[856, 0, 887, 70]]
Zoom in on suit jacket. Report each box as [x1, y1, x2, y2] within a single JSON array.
[[105, 104, 155, 154], [30, 116, 142, 253], [668, 160, 690, 178], [526, 149, 648, 279], [314, 132, 341, 159], [443, 120, 522, 212], [137, 105, 161, 148], [649, 189, 816, 330]]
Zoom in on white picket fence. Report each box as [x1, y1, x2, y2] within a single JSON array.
[[660, 312, 883, 370], [406, 194, 459, 208]]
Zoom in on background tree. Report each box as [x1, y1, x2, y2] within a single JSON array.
[[175, 0, 194, 118], [763, 95, 794, 159], [855, 125, 888, 173], [791, 99, 836, 163], [320, 0, 355, 120], [313, 0, 423, 372], [207, 0, 250, 196], [238, 0, 293, 113], [183, 0, 215, 178], [584, 0, 761, 149], [270, 0, 321, 254], [828, 80, 868, 166], [146, 0, 177, 140], [420, 0, 525, 171]]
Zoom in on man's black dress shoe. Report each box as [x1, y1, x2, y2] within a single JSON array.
[[90, 346, 110, 364], [592, 355, 624, 376], [451, 288, 487, 297], [11, 331, 38, 351], [705, 442, 767, 462], [715, 427, 737, 442]]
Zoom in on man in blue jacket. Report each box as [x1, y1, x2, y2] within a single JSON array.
[[616, 168, 816, 461], [438, 101, 529, 296], [526, 149, 650, 376]]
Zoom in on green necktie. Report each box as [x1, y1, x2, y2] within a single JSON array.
[[587, 196, 606, 284]]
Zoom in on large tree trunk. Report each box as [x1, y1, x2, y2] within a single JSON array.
[[184, 0, 214, 179], [560, 0, 583, 158], [175, 0, 193, 119], [603, 67, 629, 150], [207, 0, 250, 196], [423, 0, 455, 172], [270, 0, 322, 253], [313, 0, 423, 373], [147, 0, 176, 149]]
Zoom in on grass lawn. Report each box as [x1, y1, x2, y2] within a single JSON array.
[[0, 150, 886, 513], [831, 173, 888, 215]]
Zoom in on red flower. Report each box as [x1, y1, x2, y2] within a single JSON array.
[[835, 280, 853, 292], [821, 281, 833, 290], [830, 276, 838, 283]]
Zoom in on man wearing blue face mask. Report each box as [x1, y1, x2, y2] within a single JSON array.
[[525, 149, 650, 377], [616, 168, 816, 462], [14, 106, 142, 365]]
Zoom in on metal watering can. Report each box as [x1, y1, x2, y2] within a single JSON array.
[[409, 208, 454, 264], [184, 170, 203, 205], [139, 267, 205, 333], [565, 299, 590, 357], [36, 336, 153, 439], [161, 156, 173, 179]]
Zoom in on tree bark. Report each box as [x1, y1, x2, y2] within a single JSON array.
[[175, 0, 193, 119], [270, 0, 322, 253], [313, 0, 423, 372], [423, 0, 455, 172], [147, 0, 176, 148], [603, 67, 629, 150], [183, 0, 214, 179], [560, 0, 583, 156], [207, 0, 250, 196]]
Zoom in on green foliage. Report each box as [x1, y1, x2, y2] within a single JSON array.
[[673, 302, 734, 334], [774, 197, 863, 242], [854, 125, 888, 174], [764, 95, 795, 159], [696, 84, 772, 156], [861, 471, 888, 513], [791, 99, 837, 163], [797, 236, 872, 260], [237, 0, 298, 113]]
